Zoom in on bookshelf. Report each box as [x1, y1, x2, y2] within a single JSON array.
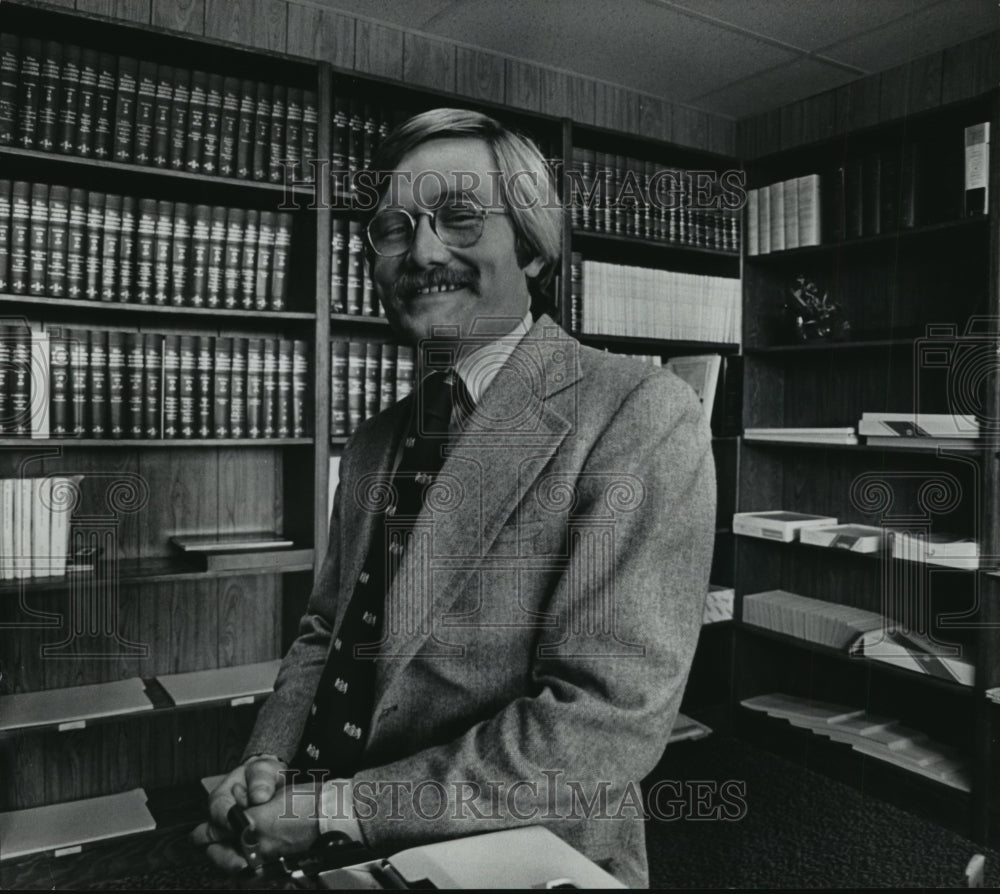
[[736, 84, 1000, 840], [0, 0, 742, 875]]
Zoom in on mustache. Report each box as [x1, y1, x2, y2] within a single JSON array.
[[393, 268, 479, 301]]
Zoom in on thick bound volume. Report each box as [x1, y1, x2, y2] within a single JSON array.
[[271, 213, 291, 310], [88, 329, 107, 437], [330, 340, 348, 436], [255, 210, 275, 309], [76, 48, 98, 156], [106, 329, 125, 438], [84, 190, 104, 300], [379, 344, 397, 411], [0, 326, 10, 434], [132, 60, 156, 165], [965, 123, 990, 216], [261, 338, 277, 438], [213, 336, 232, 438], [206, 205, 226, 307], [66, 188, 86, 298], [57, 44, 81, 154], [170, 202, 190, 306], [135, 198, 156, 303], [346, 341, 365, 433], [153, 200, 173, 305], [37, 42, 61, 152], [95, 52, 119, 159], [162, 334, 180, 438], [143, 332, 162, 438], [330, 217, 347, 313], [112, 56, 138, 164], [178, 334, 196, 438], [236, 79, 255, 178], [118, 195, 136, 303], [16, 38, 41, 149], [10, 180, 30, 294], [276, 339, 293, 437], [364, 341, 380, 422], [169, 67, 190, 170], [48, 330, 70, 436], [301, 90, 317, 182], [346, 220, 363, 314], [8, 325, 30, 435], [252, 81, 272, 181], [186, 70, 208, 173], [0, 180, 10, 291], [100, 193, 122, 302], [151, 64, 173, 166], [28, 182, 48, 296], [219, 76, 240, 177], [246, 338, 263, 438], [292, 340, 308, 438], [190, 205, 210, 307], [229, 337, 247, 438], [240, 209, 259, 309], [202, 73, 223, 175], [223, 207, 244, 308], [29, 325, 50, 438], [269, 84, 287, 183], [46, 185, 69, 298], [124, 330, 145, 438], [0, 34, 18, 144], [195, 334, 213, 438], [284, 87, 302, 180]]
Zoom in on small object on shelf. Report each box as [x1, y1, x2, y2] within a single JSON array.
[[799, 523, 886, 553], [782, 274, 849, 342], [732, 510, 838, 543], [668, 712, 712, 744], [890, 531, 980, 570], [744, 426, 858, 445], [704, 584, 734, 624]]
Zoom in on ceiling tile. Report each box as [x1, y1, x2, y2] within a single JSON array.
[[694, 56, 858, 118], [665, 0, 936, 54], [818, 0, 1000, 71]]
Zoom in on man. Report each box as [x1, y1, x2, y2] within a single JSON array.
[[193, 108, 715, 887]]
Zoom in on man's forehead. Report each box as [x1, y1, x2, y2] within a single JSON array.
[[381, 137, 504, 210]]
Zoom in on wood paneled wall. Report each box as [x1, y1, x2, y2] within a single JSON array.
[[43, 0, 736, 155], [739, 29, 1000, 159]]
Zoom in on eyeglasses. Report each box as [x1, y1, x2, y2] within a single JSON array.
[[365, 202, 502, 257]]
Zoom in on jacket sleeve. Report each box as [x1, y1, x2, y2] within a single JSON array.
[[350, 372, 716, 854]]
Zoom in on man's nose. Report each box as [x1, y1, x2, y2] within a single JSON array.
[[408, 213, 450, 266]]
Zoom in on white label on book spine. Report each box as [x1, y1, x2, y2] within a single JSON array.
[[965, 122, 989, 191]]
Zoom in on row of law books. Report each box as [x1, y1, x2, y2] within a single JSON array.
[[0, 323, 309, 439], [571, 255, 741, 344], [330, 341, 415, 437], [742, 692, 970, 791], [568, 147, 741, 254], [0, 475, 80, 580], [330, 217, 381, 318], [0, 34, 318, 181], [733, 510, 980, 569], [743, 588, 975, 685], [745, 174, 820, 255], [0, 180, 292, 310]]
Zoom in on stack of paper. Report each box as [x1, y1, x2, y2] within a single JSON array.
[[744, 427, 858, 445], [732, 511, 838, 543], [891, 531, 979, 570], [799, 523, 887, 553], [742, 589, 882, 649], [859, 412, 981, 448]]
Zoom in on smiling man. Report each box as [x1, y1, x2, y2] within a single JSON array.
[[193, 108, 716, 888]]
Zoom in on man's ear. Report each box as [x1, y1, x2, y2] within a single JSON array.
[[522, 255, 544, 278]]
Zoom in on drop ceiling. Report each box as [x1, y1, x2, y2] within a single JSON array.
[[302, 0, 1000, 118]]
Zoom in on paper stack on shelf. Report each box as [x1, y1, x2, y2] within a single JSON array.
[[741, 693, 970, 791], [859, 412, 982, 448], [732, 511, 838, 543], [742, 589, 882, 649], [799, 523, 887, 553], [851, 627, 974, 686], [744, 427, 858, 445], [890, 531, 980, 570]]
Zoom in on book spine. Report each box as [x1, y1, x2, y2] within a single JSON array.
[[49, 330, 70, 436], [396, 345, 415, 400], [195, 334, 213, 438], [100, 193, 122, 301], [206, 205, 226, 308], [178, 334, 196, 438], [63, 327, 83, 438], [162, 333, 180, 438], [112, 56, 138, 164], [106, 329, 125, 438], [379, 343, 397, 412], [347, 97, 362, 195], [135, 197, 156, 303], [46, 184, 69, 298], [236, 78, 255, 179], [9, 326, 30, 435], [223, 206, 244, 308], [16, 38, 41, 150], [29, 325, 50, 439], [261, 338, 277, 438], [132, 59, 157, 165], [125, 330, 145, 438], [330, 340, 348, 436], [346, 219, 362, 314], [797, 174, 821, 247], [151, 63, 173, 167], [143, 332, 162, 438], [252, 81, 271, 181], [276, 338, 292, 438], [269, 84, 286, 183], [168, 67, 190, 171], [65, 187, 86, 299], [28, 182, 48, 296], [330, 216, 346, 313], [185, 69, 208, 173], [255, 210, 274, 311], [346, 340, 364, 433], [0, 34, 19, 146], [240, 209, 258, 310], [0, 179, 9, 292], [301, 89, 317, 182], [229, 336, 247, 439], [190, 204, 210, 307], [117, 195, 136, 303], [363, 340, 380, 423], [153, 199, 173, 305], [213, 335, 232, 438], [36, 41, 61, 152], [10, 180, 29, 294], [0, 326, 9, 435], [84, 190, 104, 300], [219, 76, 240, 177], [965, 122, 989, 217], [75, 48, 98, 156], [170, 201, 190, 306], [201, 73, 223, 175], [271, 212, 291, 310], [246, 337, 263, 438], [284, 86, 302, 181], [292, 339, 308, 437], [783, 177, 799, 250], [88, 329, 107, 438], [331, 93, 347, 195]]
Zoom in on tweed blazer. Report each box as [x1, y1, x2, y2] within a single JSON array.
[[245, 315, 716, 887]]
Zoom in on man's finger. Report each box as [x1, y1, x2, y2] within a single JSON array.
[[191, 820, 231, 848], [245, 758, 282, 805], [205, 841, 249, 873]]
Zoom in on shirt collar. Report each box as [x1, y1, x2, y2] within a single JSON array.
[[453, 310, 533, 406]]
